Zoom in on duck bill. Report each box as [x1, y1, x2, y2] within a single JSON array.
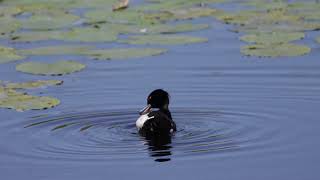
[[139, 104, 152, 115]]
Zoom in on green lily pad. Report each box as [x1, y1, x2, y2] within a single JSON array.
[[241, 43, 311, 57], [10, 31, 62, 42], [16, 61, 86, 76], [86, 48, 167, 60], [136, 0, 224, 11], [12, 27, 118, 42], [240, 32, 305, 44], [6, 80, 63, 89], [101, 23, 209, 34], [0, 6, 23, 17], [119, 35, 208, 45], [136, 23, 210, 34], [18, 45, 93, 56], [0, 17, 21, 36], [58, 27, 118, 42], [85, 9, 169, 25], [244, 0, 288, 11], [169, 7, 220, 20], [0, 46, 25, 64], [234, 21, 320, 33], [20, 10, 80, 30], [317, 37, 320, 44], [0, 87, 60, 112]]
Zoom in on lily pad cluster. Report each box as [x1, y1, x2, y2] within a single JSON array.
[[0, 80, 62, 111], [1, 0, 320, 112], [213, 0, 320, 57]]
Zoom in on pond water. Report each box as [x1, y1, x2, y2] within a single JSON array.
[[1, 0, 320, 180]]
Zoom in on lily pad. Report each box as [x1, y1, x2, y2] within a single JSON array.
[[85, 9, 171, 25], [20, 10, 80, 30], [119, 35, 208, 45], [58, 27, 118, 42], [18, 45, 93, 56], [136, 23, 210, 34], [16, 61, 86, 76], [101, 23, 209, 34], [169, 7, 220, 20], [0, 46, 25, 64], [241, 43, 311, 57], [12, 27, 118, 42], [85, 48, 167, 60], [112, 0, 129, 11], [136, 0, 224, 11], [0, 87, 60, 112], [10, 31, 62, 42], [317, 37, 320, 44], [0, 17, 21, 36], [240, 32, 305, 44], [6, 80, 63, 89]]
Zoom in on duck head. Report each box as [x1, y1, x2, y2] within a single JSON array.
[[139, 89, 170, 115]]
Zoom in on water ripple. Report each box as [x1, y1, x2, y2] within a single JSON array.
[[0, 108, 283, 163]]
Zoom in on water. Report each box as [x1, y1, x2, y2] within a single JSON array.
[[1, 4, 320, 180]]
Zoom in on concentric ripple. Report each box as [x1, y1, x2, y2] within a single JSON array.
[[6, 108, 281, 163]]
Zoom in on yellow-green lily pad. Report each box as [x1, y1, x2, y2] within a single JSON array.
[[102, 23, 209, 34], [169, 7, 219, 20], [241, 43, 311, 57], [20, 10, 80, 30], [0, 87, 60, 112], [119, 35, 208, 45], [18, 45, 93, 56], [85, 9, 168, 25], [6, 80, 63, 89], [10, 31, 62, 42], [240, 32, 305, 44], [12, 27, 118, 42], [136, 0, 224, 11], [0, 46, 25, 64], [0, 17, 21, 36], [57, 27, 118, 42], [86, 48, 167, 60], [16, 61, 86, 76]]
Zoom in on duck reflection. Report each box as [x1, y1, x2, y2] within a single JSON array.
[[143, 133, 173, 162]]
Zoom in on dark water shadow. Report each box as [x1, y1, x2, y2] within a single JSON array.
[[143, 134, 173, 162]]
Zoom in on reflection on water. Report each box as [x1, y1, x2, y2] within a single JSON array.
[[144, 133, 173, 162]]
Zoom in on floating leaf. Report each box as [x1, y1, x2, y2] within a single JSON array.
[[136, 0, 224, 11], [16, 61, 86, 76], [240, 32, 305, 44], [11, 31, 62, 42], [135, 23, 210, 34], [241, 43, 311, 57], [100, 23, 209, 35], [85, 9, 170, 25], [317, 37, 320, 44], [18, 45, 93, 56], [169, 7, 219, 20], [86, 48, 167, 60], [12, 27, 118, 42], [58, 27, 118, 42], [113, 0, 129, 11], [6, 80, 63, 89], [0, 87, 60, 111], [0, 17, 21, 36], [0, 6, 23, 17], [119, 35, 208, 45], [20, 10, 80, 30], [0, 46, 25, 64]]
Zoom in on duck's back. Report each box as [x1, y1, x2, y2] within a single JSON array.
[[137, 111, 176, 136]]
